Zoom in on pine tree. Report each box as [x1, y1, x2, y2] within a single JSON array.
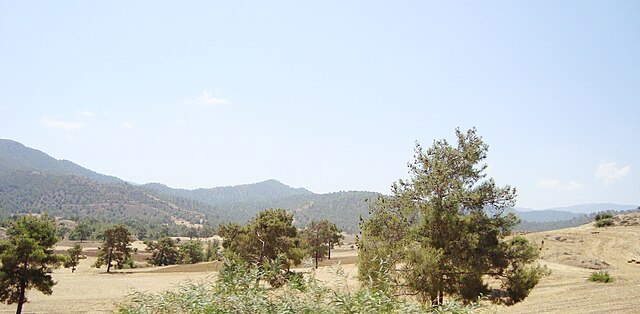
[[93, 225, 133, 272], [358, 128, 546, 305], [0, 214, 65, 314]]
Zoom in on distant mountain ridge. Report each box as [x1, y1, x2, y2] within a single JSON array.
[[143, 180, 377, 233], [143, 179, 313, 206], [0, 139, 122, 184], [0, 138, 637, 234]]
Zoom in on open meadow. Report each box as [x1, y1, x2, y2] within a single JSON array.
[[1, 215, 639, 313]]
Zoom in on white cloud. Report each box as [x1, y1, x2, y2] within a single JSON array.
[[537, 178, 560, 189], [76, 110, 94, 117], [538, 178, 582, 191], [41, 116, 84, 130], [121, 122, 135, 129], [195, 90, 230, 107], [565, 180, 582, 191], [596, 161, 630, 185]]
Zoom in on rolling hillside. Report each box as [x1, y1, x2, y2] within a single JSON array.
[[144, 180, 378, 233], [1, 138, 635, 235], [0, 139, 122, 184]]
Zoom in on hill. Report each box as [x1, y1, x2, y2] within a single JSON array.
[[500, 212, 640, 313], [144, 180, 378, 233], [544, 203, 638, 214], [0, 170, 211, 232], [0, 139, 122, 184], [0, 139, 376, 233]]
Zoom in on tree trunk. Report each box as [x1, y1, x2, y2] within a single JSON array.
[[106, 248, 113, 273], [16, 280, 26, 314], [328, 242, 331, 260], [315, 250, 318, 269]]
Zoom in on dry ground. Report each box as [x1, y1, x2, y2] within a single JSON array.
[[498, 213, 640, 313], [1, 215, 639, 313]]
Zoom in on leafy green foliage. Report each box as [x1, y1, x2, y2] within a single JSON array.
[[119, 258, 478, 314], [594, 213, 613, 221], [145, 237, 179, 266], [0, 214, 65, 314], [594, 212, 615, 228], [358, 128, 545, 305], [218, 209, 300, 271], [595, 218, 613, 228], [178, 240, 205, 264], [93, 225, 133, 272], [589, 271, 612, 283], [301, 220, 331, 269], [204, 239, 220, 262], [63, 243, 83, 273], [70, 222, 92, 242]]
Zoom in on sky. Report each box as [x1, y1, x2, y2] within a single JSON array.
[[1, 1, 639, 209]]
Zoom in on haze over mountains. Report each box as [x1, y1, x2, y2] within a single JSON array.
[[0, 138, 636, 233]]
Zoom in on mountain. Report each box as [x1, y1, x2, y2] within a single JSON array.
[[143, 180, 377, 234], [512, 208, 583, 223], [544, 203, 638, 214], [143, 179, 313, 206], [0, 139, 122, 184], [0, 139, 221, 236], [0, 139, 376, 233]]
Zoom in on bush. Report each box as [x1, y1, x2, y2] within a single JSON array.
[[589, 271, 612, 283], [595, 219, 613, 228], [594, 213, 613, 221], [119, 258, 479, 314]]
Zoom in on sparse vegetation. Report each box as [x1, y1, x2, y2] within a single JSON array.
[[63, 243, 83, 273], [589, 271, 613, 283], [118, 258, 479, 314], [594, 212, 614, 228]]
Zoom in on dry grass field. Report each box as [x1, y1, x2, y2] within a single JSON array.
[[1, 214, 639, 313]]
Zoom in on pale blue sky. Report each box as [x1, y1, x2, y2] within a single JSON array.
[[1, 1, 638, 209]]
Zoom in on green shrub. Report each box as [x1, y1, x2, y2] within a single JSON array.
[[589, 271, 612, 283], [594, 213, 613, 221], [118, 258, 479, 314], [595, 218, 613, 228]]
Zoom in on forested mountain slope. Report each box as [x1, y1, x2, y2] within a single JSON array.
[[0, 170, 209, 228], [144, 180, 378, 233], [0, 139, 122, 184]]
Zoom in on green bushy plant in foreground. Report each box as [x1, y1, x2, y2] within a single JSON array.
[[118, 258, 480, 314], [589, 271, 612, 283]]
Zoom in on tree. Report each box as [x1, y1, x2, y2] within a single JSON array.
[[145, 237, 179, 266], [218, 208, 300, 271], [205, 239, 220, 262], [0, 215, 65, 314], [186, 227, 199, 240], [358, 128, 546, 305], [64, 243, 83, 273], [93, 225, 133, 273], [301, 220, 330, 269], [71, 222, 91, 243], [178, 240, 204, 264], [326, 222, 344, 260]]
